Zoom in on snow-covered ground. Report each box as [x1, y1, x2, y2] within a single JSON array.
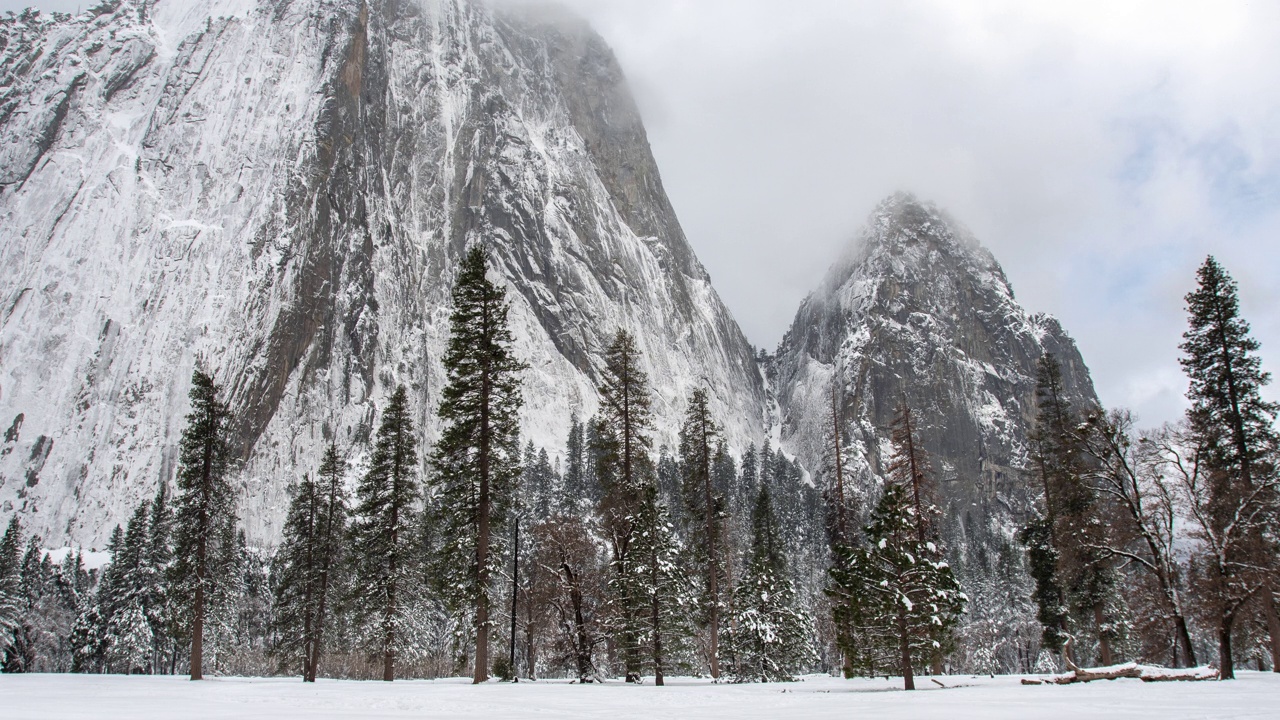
[[3, 672, 1277, 719]]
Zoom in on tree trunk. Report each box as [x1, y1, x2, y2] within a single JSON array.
[[1094, 604, 1113, 666], [309, 590, 326, 682], [653, 595, 664, 686], [563, 562, 592, 683], [475, 341, 493, 685], [190, 582, 204, 681], [1265, 588, 1280, 673], [703, 437, 720, 680], [1175, 614, 1197, 668], [384, 492, 399, 682], [1218, 615, 1235, 680], [899, 604, 914, 691]]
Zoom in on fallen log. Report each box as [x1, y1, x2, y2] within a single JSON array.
[[1051, 663, 1143, 684], [1037, 635, 1218, 684]]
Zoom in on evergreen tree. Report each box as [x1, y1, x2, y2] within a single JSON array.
[[107, 501, 157, 673], [145, 482, 175, 674], [563, 413, 590, 510], [351, 386, 420, 682], [430, 245, 526, 684], [273, 444, 348, 681], [169, 368, 238, 680], [1178, 256, 1280, 679], [829, 483, 965, 690], [1017, 516, 1069, 656], [726, 488, 816, 682], [0, 517, 23, 663], [1022, 354, 1117, 665], [594, 329, 654, 682], [678, 388, 725, 678], [623, 484, 695, 685]]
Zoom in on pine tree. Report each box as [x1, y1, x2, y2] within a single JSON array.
[[430, 245, 526, 684], [887, 403, 949, 674], [1178, 256, 1280, 679], [169, 368, 238, 680], [351, 387, 420, 682], [106, 501, 157, 674], [678, 387, 725, 678], [594, 329, 655, 682], [563, 413, 590, 511], [829, 483, 965, 690], [273, 444, 348, 681], [1017, 515, 1069, 656], [1022, 354, 1118, 665], [0, 516, 23, 662], [727, 488, 816, 682], [145, 482, 175, 674], [623, 484, 695, 685]]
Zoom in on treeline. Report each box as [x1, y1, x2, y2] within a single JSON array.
[[1, 253, 1277, 688], [1010, 256, 1280, 680], [0, 246, 822, 683]]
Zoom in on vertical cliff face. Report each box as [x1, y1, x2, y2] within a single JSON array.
[[0, 0, 765, 545], [770, 194, 1097, 532]]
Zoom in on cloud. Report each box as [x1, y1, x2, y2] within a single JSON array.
[[0, 0, 85, 14], [524, 0, 1280, 427]]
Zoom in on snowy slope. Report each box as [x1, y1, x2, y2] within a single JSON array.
[[770, 193, 1097, 530], [0, 0, 765, 545]]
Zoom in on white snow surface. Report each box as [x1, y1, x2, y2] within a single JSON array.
[[3, 672, 1277, 719]]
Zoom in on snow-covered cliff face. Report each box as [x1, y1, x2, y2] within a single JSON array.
[[0, 0, 765, 545], [770, 194, 1097, 531]]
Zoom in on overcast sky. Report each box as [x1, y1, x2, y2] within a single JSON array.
[[6, 1, 1279, 428]]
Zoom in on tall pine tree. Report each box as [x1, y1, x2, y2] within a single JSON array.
[[169, 368, 237, 680], [594, 329, 654, 682], [1022, 354, 1117, 665], [273, 444, 348, 681], [351, 387, 420, 681], [0, 517, 23, 662], [623, 484, 694, 686], [562, 412, 590, 512], [678, 387, 725, 678], [431, 245, 526, 684], [1178, 256, 1280, 679]]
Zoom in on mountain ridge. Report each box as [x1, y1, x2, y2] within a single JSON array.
[[0, 0, 766, 545]]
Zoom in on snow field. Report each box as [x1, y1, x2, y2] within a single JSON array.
[[3, 672, 1278, 720]]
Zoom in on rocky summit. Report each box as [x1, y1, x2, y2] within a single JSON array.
[[770, 193, 1096, 538]]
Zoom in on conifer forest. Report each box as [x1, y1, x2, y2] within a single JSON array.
[[4, 252, 1278, 692]]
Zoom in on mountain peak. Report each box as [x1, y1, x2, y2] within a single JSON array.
[[773, 196, 1097, 553], [819, 193, 1004, 303]]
